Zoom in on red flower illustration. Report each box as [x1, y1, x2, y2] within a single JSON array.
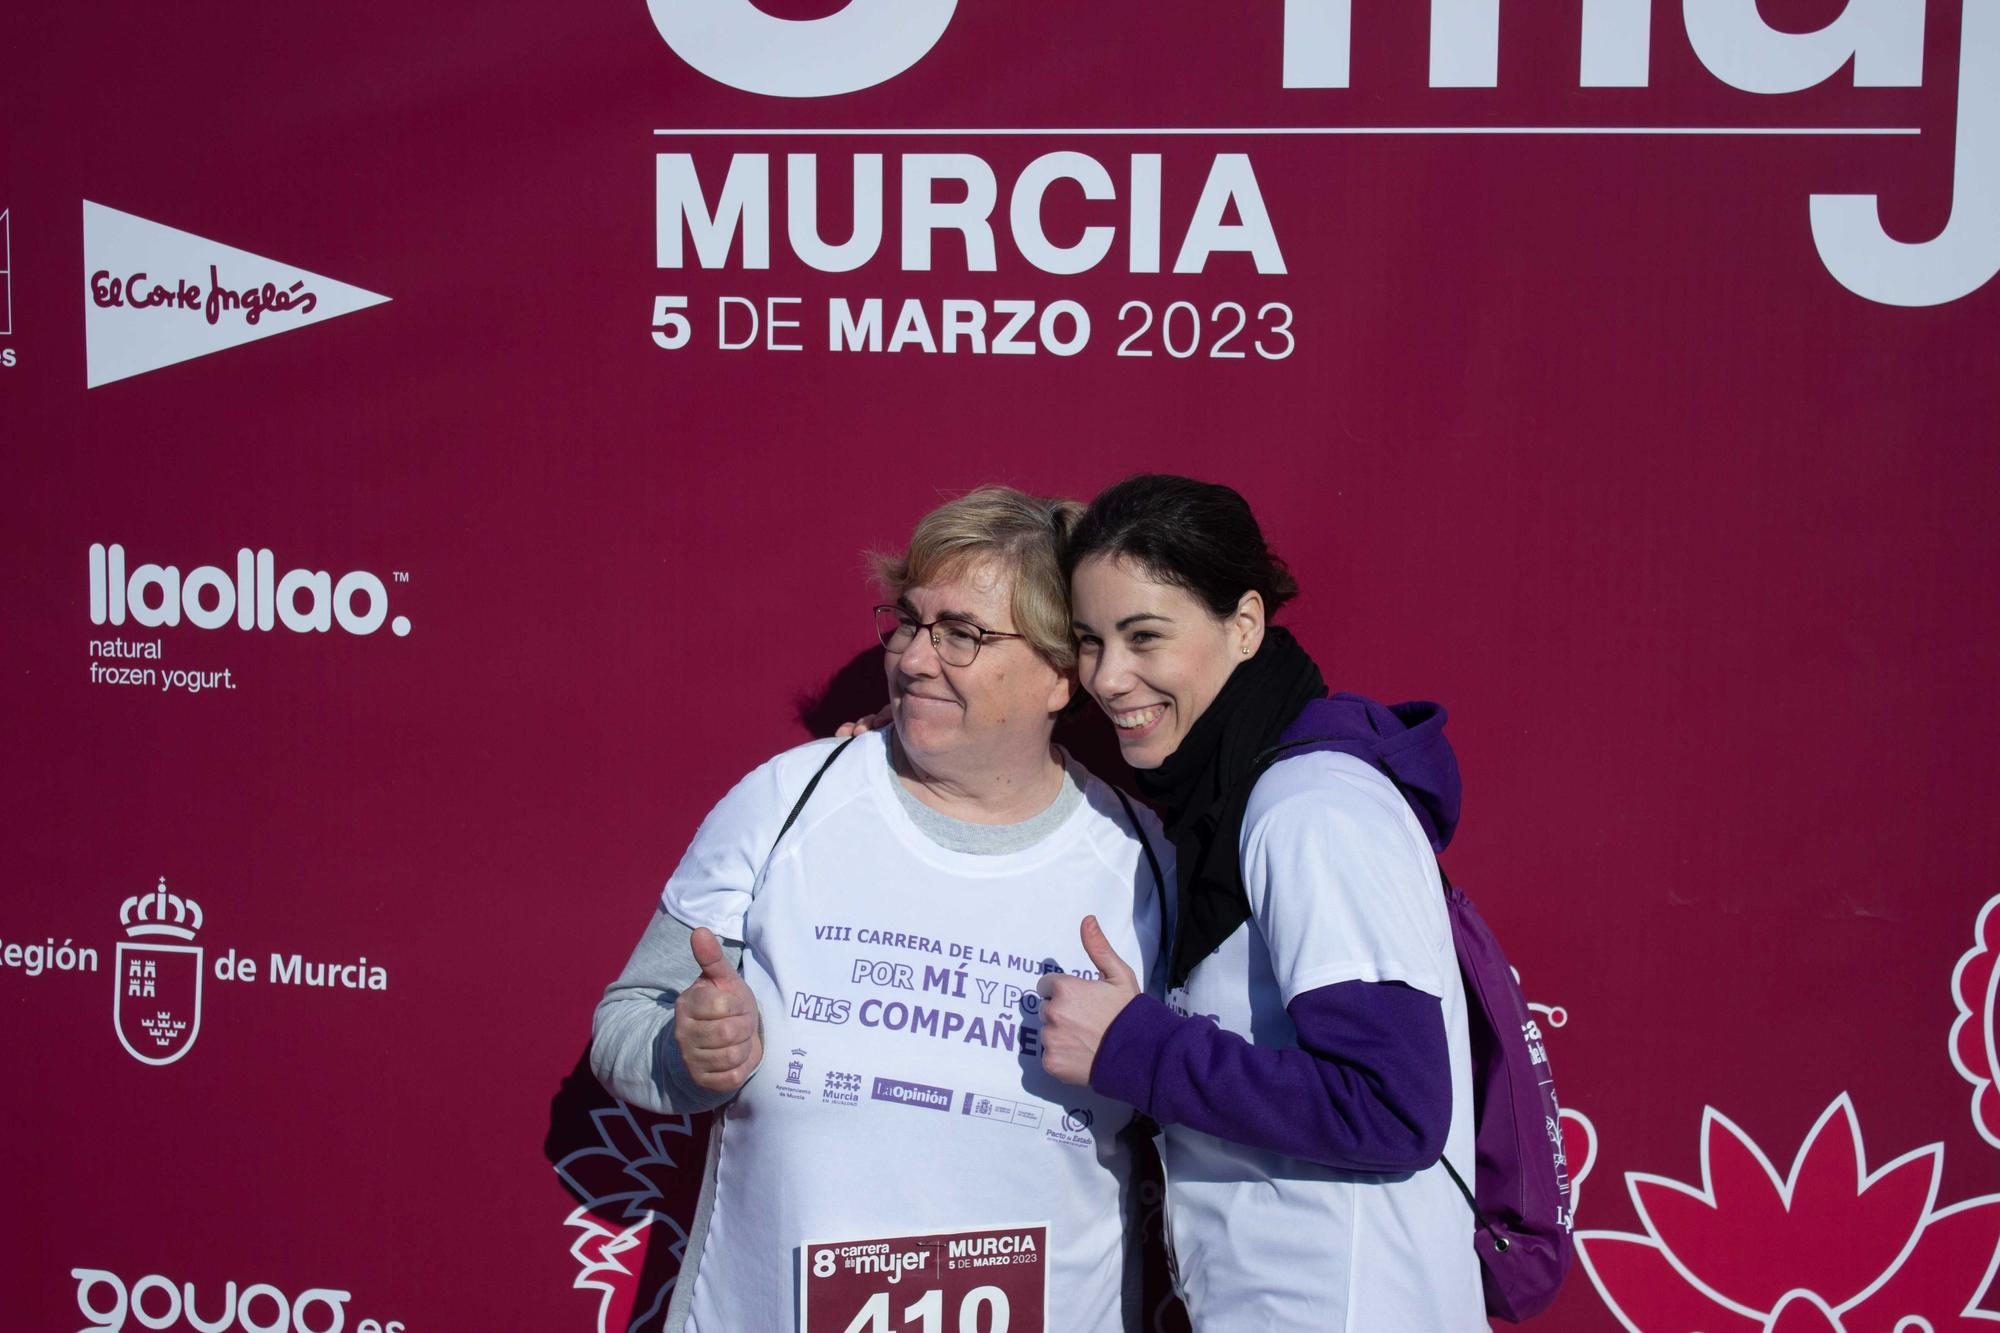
[[554, 1102, 703, 1333], [1576, 1095, 2000, 1332], [1952, 896, 2000, 1151]]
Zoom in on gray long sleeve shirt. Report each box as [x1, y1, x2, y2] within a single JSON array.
[[591, 905, 740, 1115]]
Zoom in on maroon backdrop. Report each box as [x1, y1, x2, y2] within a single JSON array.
[[7, 2, 1999, 1330]]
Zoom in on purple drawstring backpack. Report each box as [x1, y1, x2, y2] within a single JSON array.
[[1272, 698, 1575, 1323], [1432, 868, 1575, 1321]]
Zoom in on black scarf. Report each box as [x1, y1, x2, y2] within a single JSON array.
[[1134, 626, 1326, 988]]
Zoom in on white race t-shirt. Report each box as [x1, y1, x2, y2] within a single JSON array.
[[1162, 750, 1486, 1332], [666, 732, 1168, 1333]]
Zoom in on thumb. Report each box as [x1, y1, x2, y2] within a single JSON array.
[[1080, 915, 1136, 989], [689, 927, 741, 986]]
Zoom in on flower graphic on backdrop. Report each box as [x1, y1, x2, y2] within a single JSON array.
[[1576, 1094, 2000, 1332], [1952, 896, 2000, 1151], [555, 1102, 700, 1333]]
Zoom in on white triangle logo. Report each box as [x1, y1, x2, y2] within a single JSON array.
[[83, 201, 389, 388]]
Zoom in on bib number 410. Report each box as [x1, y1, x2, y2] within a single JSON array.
[[838, 1285, 1011, 1333], [801, 1225, 1046, 1333]]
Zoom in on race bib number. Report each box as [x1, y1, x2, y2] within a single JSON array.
[[799, 1224, 1048, 1333]]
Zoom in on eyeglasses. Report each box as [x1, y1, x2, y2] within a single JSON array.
[[873, 605, 1025, 668]]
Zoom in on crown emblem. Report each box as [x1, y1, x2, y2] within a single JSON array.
[[120, 876, 203, 941]]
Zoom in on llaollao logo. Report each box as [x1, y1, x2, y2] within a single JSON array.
[[90, 544, 410, 637]]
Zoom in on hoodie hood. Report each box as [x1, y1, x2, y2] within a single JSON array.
[[1277, 693, 1462, 852]]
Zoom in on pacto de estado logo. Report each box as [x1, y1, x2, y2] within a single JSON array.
[[645, 0, 1998, 311], [83, 201, 389, 387]]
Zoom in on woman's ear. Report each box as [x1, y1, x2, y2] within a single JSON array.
[[1046, 664, 1079, 715], [1232, 589, 1267, 657]]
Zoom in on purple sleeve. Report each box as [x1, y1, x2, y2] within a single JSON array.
[[1089, 980, 1451, 1173]]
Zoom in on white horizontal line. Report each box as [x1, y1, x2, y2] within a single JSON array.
[[653, 125, 1919, 138]]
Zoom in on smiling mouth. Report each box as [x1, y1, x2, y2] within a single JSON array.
[[1112, 704, 1166, 732]]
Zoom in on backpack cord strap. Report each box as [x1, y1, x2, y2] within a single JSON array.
[[769, 736, 858, 858], [1112, 785, 1169, 962], [1440, 1156, 1510, 1253], [1431, 861, 1509, 1252]]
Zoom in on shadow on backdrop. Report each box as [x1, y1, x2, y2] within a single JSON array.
[[546, 1044, 708, 1333]]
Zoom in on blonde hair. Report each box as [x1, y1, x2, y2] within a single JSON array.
[[871, 486, 1085, 670]]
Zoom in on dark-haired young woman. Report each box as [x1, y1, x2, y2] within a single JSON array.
[[1036, 474, 1486, 1330]]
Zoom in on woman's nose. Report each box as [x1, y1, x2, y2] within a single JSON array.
[[898, 623, 942, 675], [1087, 645, 1131, 698]]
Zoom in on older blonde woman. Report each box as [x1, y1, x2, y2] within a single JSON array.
[[592, 486, 1167, 1333]]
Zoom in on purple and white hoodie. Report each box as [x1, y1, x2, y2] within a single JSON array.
[[1093, 699, 1487, 1331]]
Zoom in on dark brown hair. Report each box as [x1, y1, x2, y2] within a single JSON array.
[[1062, 474, 1298, 617]]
